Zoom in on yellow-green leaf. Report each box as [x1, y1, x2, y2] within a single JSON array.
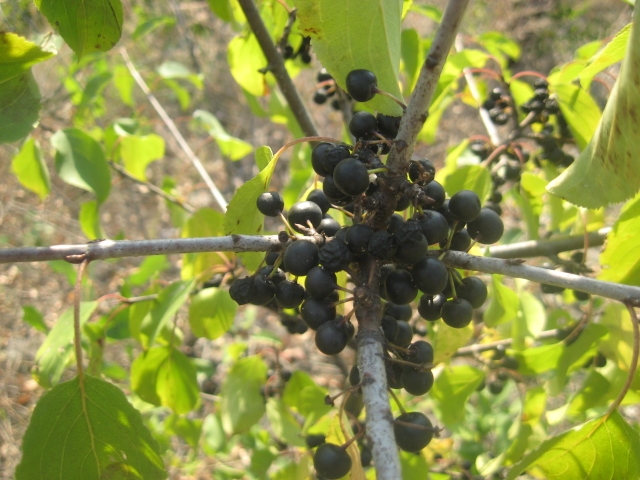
[[293, 0, 404, 116], [119, 134, 165, 181], [11, 137, 50, 200], [547, 1, 640, 208], [506, 411, 640, 480], [0, 32, 54, 85]]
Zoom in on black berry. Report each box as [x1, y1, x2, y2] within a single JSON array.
[[345, 69, 378, 102]]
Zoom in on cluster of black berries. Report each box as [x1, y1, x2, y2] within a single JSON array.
[[313, 69, 343, 110], [482, 88, 512, 126], [281, 35, 312, 64], [227, 68, 506, 477]]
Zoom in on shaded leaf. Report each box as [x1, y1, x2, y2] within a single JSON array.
[[266, 398, 306, 447], [15, 375, 166, 479], [0, 71, 42, 144], [22, 305, 48, 333], [506, 411, 640, 480], [131, 346, 200, 414], [11, 137, 50, 200], [34, 302, 98, 388], [220, 356, 267, 434], [130, 280, 195, 348], [34, 0, 123, 58], [52, 128, 111, 204], [188, 287, 237, 339], [282, 371, 331, 430], [294, 0, 404, 115]]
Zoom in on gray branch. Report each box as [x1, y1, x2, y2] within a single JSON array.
[[487, 228, 610, 259], [386, 0, 470, 174], [439, 250, 640, 306]]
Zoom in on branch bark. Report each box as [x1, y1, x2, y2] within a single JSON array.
[[487, 228, 610, 259], [237, 0, 319, 138], [386, 0, 470, 174]]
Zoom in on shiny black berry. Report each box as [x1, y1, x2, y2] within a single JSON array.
[[313, 442, 352, 479], [345, 69, 378, 102], [283, 240, 319, 276], [349, 111, 378, 138], [441, 298, 474, 328], [467, 207, 504, 244], [333, 157, 370, 197], [448, 190, 482, 222], [288, 201, 323, 233], [393, 412, 434, 452], [256, 192, 284, 217]]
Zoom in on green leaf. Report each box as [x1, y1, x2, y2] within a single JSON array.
[[188, 287, 237, 339], [132, 16, 176, 41], [34, 302, 98, 388], [294, 0, 404, 116], [34, 0, 123, 59], [477, 31, 521, 65], [431, 365, 485, 426], [514, 343, 564, 376], [52, 128, 111, 204], [220, 356, 268, 434], [400, 450, 430, 480], [227, 33, 267, 96], [518, 290, 546, 339], [11, 137, 50, 200], [22, 305, 48, 333], [484, 275, 519, 327], [0, 32, 55, 84], [127, 255, 170, 286], [401, 28, 421, 95], [119, 134, 165, 181], [579, 23, 631, 88], [282, 371, 331, 430], [547, 2, 640, 208], [79, 200, 104, 240], [599, 192, 640, 285], [442, 164, 492, 202], [15, 375, 166, 480], [193, 110, 253, 160], [506, 411, 640, 480], [598, 302, 634, 371], [431, 321, 474, 364], [266, 398, 306, 447], [0, 71, 42, 144], [180, 208, 226, 279], [131, 346, 200, 414], [550, 83, 600, 150], [224, 146, 276, 271], [130, 280, 195, 348]]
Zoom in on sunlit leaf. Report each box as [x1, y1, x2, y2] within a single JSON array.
[[227, 33, 267, 96], [599, 192, 640, 286], [22, 305, 48, 333], [188, 287, 237, 339], [220, 356, 267, 434], [0, 32, 55, 84], [132, 16, 176, 41], [15, 375, 166, 479], [266, 398, 306, 447], [506, 411, 640, 480], [11, 137, 50, 200], [119, 134, 165, 181], [224, 146, 276, 270], [131, 346, 200, 414], [484, 275, 519, 327], [547, 1, 640, 208], [193, 110, 253, 160], [432, 321, 473, 364], [294, 0, 404, 116], [579, 23, 630, 88], [34, 0, 123, 58], [79, 200, 105, 240], [34, 302, 98, 388], [180, 208, 226, 279], [52, 128, 111, 204], [442, 164, 492, 202], [431, 365, 484, 426]]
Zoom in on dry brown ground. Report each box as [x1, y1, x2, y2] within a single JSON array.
[[0, 0, 630, 478]]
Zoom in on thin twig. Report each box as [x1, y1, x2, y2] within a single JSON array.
[[119, 47, 228, 211], [110, 161, 196, 214], [386, 0, 470, 174], [605, 304, 639, 418], [74, 259, 90, 381], [437, 250, 640, 306], [454, 329, 560, 356], [487, 228, 610, 259], [236, 0, 318, 138]]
